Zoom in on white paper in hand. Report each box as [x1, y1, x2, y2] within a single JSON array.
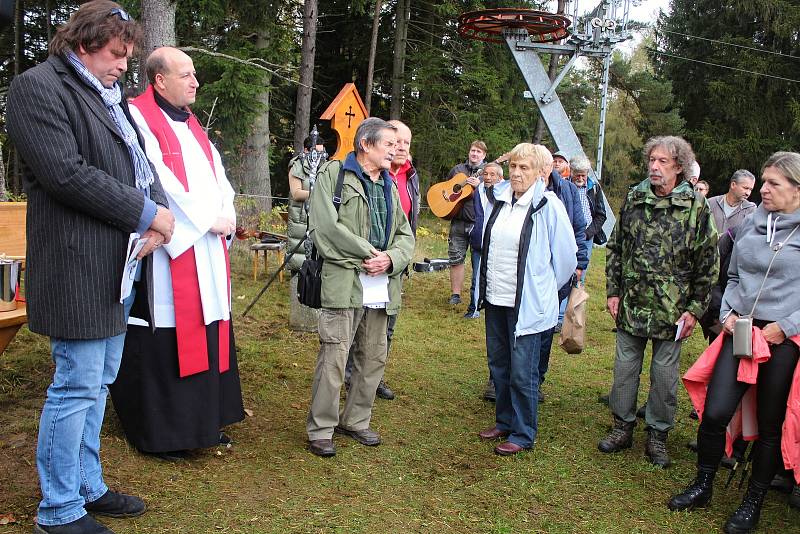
[[120, 233, 148, 303], [359, 273, 389, 308], [674, 318, 685, 342]]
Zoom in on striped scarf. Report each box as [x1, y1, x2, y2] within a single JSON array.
[[66, 51, 154, 190]]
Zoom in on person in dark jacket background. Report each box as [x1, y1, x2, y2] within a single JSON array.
[[535, 155, 588, 402]]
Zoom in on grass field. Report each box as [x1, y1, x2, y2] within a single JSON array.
[[1, 214, 797, 533]]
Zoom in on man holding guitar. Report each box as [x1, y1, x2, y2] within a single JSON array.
[[443, 141, 487, 305]]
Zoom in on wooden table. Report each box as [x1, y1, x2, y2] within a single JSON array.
[[0, 302, 27, 355]]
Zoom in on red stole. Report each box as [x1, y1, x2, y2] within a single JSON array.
[[133, 85, 231, 378]]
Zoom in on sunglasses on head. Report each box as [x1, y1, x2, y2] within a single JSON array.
[[109, 7, 131, 21]]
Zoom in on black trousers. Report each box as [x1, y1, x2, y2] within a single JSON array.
[[697, 329, 799, 485]]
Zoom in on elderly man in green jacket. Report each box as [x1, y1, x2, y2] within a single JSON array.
[[598, 136, 718, 468], [305, 118, 415, 457]]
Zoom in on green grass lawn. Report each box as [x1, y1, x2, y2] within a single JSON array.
[[1, 214, 797, 533]]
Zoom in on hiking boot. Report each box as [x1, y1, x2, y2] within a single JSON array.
[[668, 469, 715, 511], [376, 380, 395, 400], [483, 378, 496, 402], [448, 294, 461, 305], [645, 428, 671, 468], [598, 417, 634, 453], [723, 480, 768, 534]]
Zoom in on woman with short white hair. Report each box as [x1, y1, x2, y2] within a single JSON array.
[[476, 143, 577, 455]]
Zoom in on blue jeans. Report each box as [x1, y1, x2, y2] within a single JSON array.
[[485, 303, 542, 448], [466, 249, 481, 314], [537, 326, 555, 387], [36, 292, 135, 526]]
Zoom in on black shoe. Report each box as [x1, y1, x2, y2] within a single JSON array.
[[668, 469, 715, 511], [483, 379, 496, 402], [689, 408, 699, 420], [334, 426, 381, 446], [636, 403, 647, 419], [219, 432, 232, 445], [34, 515, 114, 534], [538, 388, 545, 403], [769, 472, 793, 494], [723, 481, 767, 534], [84, 490, 146, 518], [376, 380, 395, 400], [789, 484, 800, 510], [597, 393, 610, 406], [598, 417, 634, 453], [645, 429, 671, 468], [308, 439, 336, 457], [147, 450, 188, 462], [448, 294, 461, 305]]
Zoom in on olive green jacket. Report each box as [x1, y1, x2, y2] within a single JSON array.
[[287, 154, 311, 272], [607, 178, 719, 340], [309, 156, 415, 314]]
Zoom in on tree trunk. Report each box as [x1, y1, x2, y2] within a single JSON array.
[[390, 0, 409, 119], [138, 0, 177, 91], [45, 0, 51, 43], [532, 0, 566, 144], [11, 0, 24, 193], [239, 31, 272, 215], [363, 0, 382, 114], [293, 0, 318, 153]]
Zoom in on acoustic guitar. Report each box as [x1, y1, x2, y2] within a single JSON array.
[[427, 171, 479, 220]]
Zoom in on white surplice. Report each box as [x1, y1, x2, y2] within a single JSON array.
[[129, 105, 235, 328]]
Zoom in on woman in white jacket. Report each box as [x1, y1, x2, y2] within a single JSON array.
[[475, 143, 577, 455]]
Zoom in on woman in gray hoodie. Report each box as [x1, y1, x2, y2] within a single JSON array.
[[668, 151, 800, 534]]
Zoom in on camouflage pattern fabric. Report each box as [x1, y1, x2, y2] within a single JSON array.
[[606, 178, 719, 340]]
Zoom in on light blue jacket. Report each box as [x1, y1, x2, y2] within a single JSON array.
[[479, 179, 578, 337]]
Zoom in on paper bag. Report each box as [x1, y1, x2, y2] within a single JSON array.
[[559, 283, 589, 354]]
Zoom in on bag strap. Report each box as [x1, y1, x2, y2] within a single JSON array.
[[748, 223, 799, 316], [332, 163, 346, 212]]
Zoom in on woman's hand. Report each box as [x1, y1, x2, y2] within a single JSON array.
[[762, 322, 786, 345], [722, 312, 739, 335]]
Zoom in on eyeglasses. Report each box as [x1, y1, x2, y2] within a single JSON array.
[[109, 7, 131, 21]]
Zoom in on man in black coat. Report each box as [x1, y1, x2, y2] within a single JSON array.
[[6, 2, 174, 533]]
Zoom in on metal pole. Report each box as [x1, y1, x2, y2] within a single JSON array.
[[595, 51, 611, 183]]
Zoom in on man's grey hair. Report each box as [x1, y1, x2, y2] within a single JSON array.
[[569, 155, 592, 174], [484, 162, 504, 176], [730, 169, 756, 185], [354, 117, 396, 155], [643, 136, 695, 182]]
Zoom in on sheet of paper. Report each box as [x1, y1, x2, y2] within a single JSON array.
[[674, 318, 685, 342], [120, 233, 148, 303], [359, 273, 389, 308]]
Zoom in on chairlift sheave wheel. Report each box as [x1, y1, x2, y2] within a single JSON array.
[[457, 8, 571, 44]]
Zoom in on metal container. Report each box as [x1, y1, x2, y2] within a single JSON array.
[[0, 259, 22, 312]]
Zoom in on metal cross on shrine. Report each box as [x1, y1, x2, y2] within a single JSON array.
[[458, 0, 634, 237], [345, 106, 356, 128]]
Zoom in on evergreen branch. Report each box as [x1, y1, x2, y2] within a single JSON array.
[[180, 47, 309, 88]]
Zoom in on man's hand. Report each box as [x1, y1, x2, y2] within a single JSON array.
[[722, 312, 740, 335], [150, 206, 175, 244], [607, 296, 620, 320], [210, 216, 235, 236], [575, 269, 583, 281], [137, 229, 167, 259], [676, 311, 698, 340], [362, 250, 392, 275], [466, 175, 480, 187], [762, 322, 786, 345]]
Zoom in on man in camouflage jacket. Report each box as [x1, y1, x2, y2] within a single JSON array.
[[598, 136, 718, 468]]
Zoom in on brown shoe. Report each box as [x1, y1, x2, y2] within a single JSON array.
[[494, 441, 529, 456], [308, 439, 336, 457], [478, 426, 509, 440]]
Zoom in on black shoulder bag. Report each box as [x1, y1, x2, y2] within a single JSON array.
[[297, 164, 346, 309]]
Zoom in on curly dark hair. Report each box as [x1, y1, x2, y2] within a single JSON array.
[[49, 1, 142, 57]]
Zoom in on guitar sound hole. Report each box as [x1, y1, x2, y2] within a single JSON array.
[[452, 184, 462, 193]]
